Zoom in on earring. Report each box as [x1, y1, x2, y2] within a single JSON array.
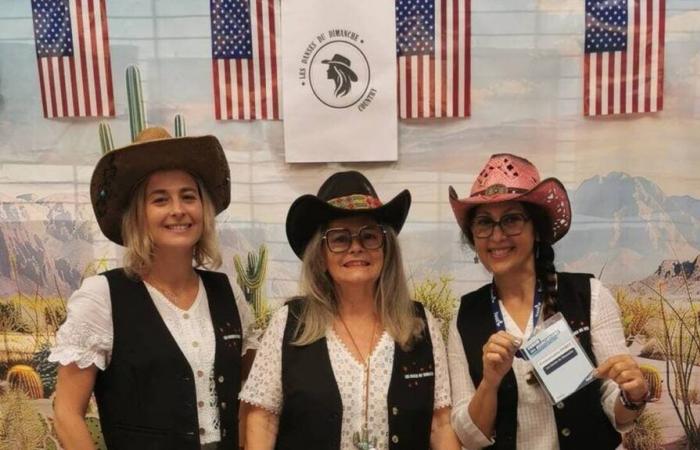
[[473, 255, 479, 264]]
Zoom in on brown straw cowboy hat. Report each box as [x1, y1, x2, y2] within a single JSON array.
[[449, 153, 571, 243], [286, 171, 411, 258], [90, 127, 230, 245]]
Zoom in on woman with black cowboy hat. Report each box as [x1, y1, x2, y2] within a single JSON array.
[[49, 127, 256, 450], [447, 154, 650, 449], [241, 171, 460, 450]]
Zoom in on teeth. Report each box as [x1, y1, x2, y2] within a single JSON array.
[[166, 225, 190, 231], [489, 248, 511, 258], [344, 261, 369, 267]]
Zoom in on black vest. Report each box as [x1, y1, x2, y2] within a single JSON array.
[[456, 272, 621, 450], [276, 299, 435, 450], [94, 269, 242, 450]]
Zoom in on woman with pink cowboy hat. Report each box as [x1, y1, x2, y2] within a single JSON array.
[[49, 127, 256, 450], [447, 154, 649, 449]]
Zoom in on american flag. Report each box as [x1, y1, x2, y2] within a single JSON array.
[[396, 0, 470, 119], [583, 0, 665, 116], [31, 0, 114, 118], [210, 0, 281, 120]]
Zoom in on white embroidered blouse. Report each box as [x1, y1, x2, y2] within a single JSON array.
[[448, 278, 633, 449], [240, 305, 451, 450], [49, 273, 258, 445]]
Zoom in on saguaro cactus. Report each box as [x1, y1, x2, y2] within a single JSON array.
[[234, 246, 269, 328], [126, 65, 146, 141], [7, 364, 44, 399], [98, 65, 188, 151]]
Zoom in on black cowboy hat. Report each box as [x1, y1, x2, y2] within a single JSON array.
[[286, 171, 411, 258], [90, 127, 230, 245]]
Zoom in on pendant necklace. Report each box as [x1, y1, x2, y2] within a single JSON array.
[[338, 315, 379, 450]]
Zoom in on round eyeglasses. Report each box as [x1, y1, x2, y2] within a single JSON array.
[[471, 213, 530, 239], [322, 225, 386, 253]]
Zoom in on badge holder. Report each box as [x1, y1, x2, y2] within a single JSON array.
[[520, 312, 597, 404]]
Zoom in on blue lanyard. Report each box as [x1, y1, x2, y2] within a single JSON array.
[[489, 281, 543, 359]]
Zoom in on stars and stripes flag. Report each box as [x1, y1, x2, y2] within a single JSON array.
[[583, 0, 665, 116], [31, 0, 114, 118], [210, 0, 281, 120], [396, 0, 470, 119]]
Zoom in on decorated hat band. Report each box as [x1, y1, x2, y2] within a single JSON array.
[[326, 194, 383, 210]]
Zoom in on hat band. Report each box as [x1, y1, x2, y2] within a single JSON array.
[[327, 194, 383, 210], [472, 184, 530, 197]]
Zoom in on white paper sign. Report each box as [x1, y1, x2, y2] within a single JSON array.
[[521, 313, 597, 404], [281, 0, 398, 163]]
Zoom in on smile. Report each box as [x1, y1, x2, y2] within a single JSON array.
[[165, 224, 192, 232], [488, 247, 514, 259], [343, 260, 370, 267]]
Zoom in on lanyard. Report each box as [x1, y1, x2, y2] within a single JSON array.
[[489, 281, 543, 359]]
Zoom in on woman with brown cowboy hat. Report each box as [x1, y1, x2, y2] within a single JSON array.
[[241, 171, 460, 450], [49, 128, 256, 450], [447, 154, 650, 449]]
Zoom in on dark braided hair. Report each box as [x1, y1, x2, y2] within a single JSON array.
[[523, 203, 559, 319], [463, 202, 560, 318]]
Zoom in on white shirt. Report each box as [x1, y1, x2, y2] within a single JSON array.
[[240, 305, 451, 450], [49, 273, 257, 445], [448, 278, 631, 450]]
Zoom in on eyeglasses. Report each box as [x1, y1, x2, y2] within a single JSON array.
[[471, 213, 530, 239], [322, 225, 386, 253]]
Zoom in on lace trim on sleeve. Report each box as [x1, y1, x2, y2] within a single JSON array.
[[49, 321, 112, 370], [239, 306, 288, 415]]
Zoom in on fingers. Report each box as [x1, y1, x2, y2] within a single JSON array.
[[597, 354, 649, 402], [596, 354, 633, 378]]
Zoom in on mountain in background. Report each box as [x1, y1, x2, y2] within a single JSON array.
[[625, 254, 700, 299], [557, 172, 700, 283]]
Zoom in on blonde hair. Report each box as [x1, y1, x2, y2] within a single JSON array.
[[292, 225, 424, 350], [121, 173, 222, 278]]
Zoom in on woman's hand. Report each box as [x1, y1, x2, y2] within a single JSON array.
[[481, 331, 522, 388], [596, 354, 648, 402]]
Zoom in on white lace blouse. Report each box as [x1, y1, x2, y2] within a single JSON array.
[[448, 278, 633, 449], [49, 273, 257, 445], [240, 305, 451, 450]]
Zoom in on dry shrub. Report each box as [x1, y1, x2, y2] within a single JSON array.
[[622, 410, 663, 450]]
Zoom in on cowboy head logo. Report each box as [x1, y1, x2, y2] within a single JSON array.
[[321, 54, 358, 98]]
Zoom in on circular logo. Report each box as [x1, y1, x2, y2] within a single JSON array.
[[309, 41, 370, 109]]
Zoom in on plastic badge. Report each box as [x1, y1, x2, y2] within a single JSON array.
[[520, 312, 597, 404]]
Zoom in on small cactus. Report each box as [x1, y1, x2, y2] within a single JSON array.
[[7, 364, 44, 399], [85, 416, 107, 450], [31, 342, 59, 397], [0, 388, 46, 449], [126, 65, 147, 141], [640, 364, 663, 401], [234, 246, 270, 329], [174, 114, 187, 137]]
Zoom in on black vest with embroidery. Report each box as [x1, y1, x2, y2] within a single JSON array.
[[456, 272, 621, 450], [94, 269, 242, 450], [275, 298, 435, 450]]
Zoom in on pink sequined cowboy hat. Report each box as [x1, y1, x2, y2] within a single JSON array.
[[90, 127, 230, 246], [286, 171, 411, 258], [449, 153, 571, 243]]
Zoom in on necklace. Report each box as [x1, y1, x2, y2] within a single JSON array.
[[145, 273, 198, 309], [338, 315, 379, 450]]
